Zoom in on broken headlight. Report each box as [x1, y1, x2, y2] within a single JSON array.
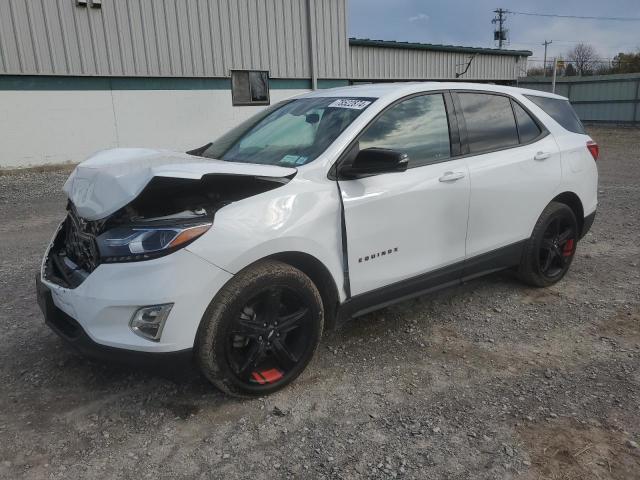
[[97, 222, 212, 262]]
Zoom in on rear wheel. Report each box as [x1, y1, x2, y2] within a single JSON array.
[[519, 202, 578, 287], [196, 260, 323, 397]]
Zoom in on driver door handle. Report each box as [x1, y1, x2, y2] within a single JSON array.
[[439, 171, 466, 183], [534, 151, 551, 161]]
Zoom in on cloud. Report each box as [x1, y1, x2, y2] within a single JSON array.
[[409, 13, 429, 23], [349, 0, 640, 58]]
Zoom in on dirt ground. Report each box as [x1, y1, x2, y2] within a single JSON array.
[[0, 126, 638, 479]]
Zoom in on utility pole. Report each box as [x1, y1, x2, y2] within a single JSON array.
[[542, 40, 553, 77], [492, 8, 508, 49]]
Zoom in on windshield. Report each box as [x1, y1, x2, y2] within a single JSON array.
[[202, 97, 375, 166]]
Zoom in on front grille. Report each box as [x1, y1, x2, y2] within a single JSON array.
[[63, 209, 101, 273]]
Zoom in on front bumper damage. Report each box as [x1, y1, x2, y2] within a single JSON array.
[[36, 147, 299, 366], [36, 275, 193, 368], [38, 240, 233, 358]]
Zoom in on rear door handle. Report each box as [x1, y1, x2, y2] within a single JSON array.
[[534, 151, 551, 161], [439, 171, 466, 182]]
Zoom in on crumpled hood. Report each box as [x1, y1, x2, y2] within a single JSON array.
[[63, 148, 296, 220]]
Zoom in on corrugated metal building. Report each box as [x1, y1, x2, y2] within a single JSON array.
[[349, 39, 527, 82], [0, 0, 531, 168], [0, 0, 349, 80]]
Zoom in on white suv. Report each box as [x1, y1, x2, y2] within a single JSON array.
[[37, 83, 598, 396]]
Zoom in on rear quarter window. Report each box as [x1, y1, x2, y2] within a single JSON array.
[[524, 95, 585, 134], [512, 101, 542, 143]]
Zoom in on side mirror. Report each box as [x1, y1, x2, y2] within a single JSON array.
[[339, 148, 409, 179]]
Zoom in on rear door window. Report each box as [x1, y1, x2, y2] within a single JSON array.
[[458, 93, 519, 154], [512, 101, 542, 143], [524, 95, 585, 134]]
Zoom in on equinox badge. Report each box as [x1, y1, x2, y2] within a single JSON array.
[[359, 247, 399, 263]]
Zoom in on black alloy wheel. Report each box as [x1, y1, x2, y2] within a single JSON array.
[[226, 287, 313, 387], [519, 201, 579, 287], [196, 260, 323, 397], [538, 216, 577, 280]]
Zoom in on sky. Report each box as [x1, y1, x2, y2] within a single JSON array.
[[348, 0, 640, 67]]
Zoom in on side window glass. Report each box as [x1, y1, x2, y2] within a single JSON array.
[[358, 94, 451, 167], [512, 101, 542, 143], [458, 93, 519, 153], [524, 95, 585, 134]]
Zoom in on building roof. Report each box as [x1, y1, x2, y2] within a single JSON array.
[[349, 38, 532, 57]]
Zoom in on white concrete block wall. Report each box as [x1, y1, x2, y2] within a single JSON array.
[[0, 90, 118, 167], [0, 88, 308, 168]]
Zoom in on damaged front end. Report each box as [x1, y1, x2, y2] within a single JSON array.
[[45, 168, 295, 289], [45, 207, 102, 288], [45, 200, 212, 289]]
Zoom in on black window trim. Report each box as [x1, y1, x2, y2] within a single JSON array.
[[510, 97, 542, 144], [330, 90, 461, 180], [451, 90, 549, 159], [509, 98, 523, 144], [231, 69, 270, 106]]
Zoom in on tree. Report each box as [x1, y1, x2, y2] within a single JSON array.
[[594, 61, 613, 75], [566, 43, 598, 76], [526, 66, 545, 77], [611, 50, 640, 74], [564, 63, 577, 76]]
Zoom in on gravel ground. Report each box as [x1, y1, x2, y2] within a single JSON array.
[[0, 127, 639, 479]]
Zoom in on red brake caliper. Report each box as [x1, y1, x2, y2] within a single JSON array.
[[251, 368, 284, 384], [562, 239, 575, 256]]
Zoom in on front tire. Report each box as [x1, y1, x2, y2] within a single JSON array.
[[518, 202, 579, 288], [196, 260, 324, 397]]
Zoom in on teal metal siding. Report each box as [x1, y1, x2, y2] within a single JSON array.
[[574, 102, 636, 123], [0, 75, 313, 90], [519, 73, 640, 124]]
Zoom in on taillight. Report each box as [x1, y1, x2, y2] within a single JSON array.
[[586, 140, 599, 161]]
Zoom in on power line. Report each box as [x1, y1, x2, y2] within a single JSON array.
[[551, 40, 640, 46], [528, 58, 638, 64], [510, 11, 640, 21], [510, 40, 640, 47]]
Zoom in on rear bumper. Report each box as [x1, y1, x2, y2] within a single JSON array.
[[580, 210, 596, 239], [37, 274, 193, 368]]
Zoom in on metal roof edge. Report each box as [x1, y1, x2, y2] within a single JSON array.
[[349, 38, 532, 57]]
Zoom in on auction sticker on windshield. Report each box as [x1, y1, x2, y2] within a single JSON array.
[[328, 99, 372, 110]]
